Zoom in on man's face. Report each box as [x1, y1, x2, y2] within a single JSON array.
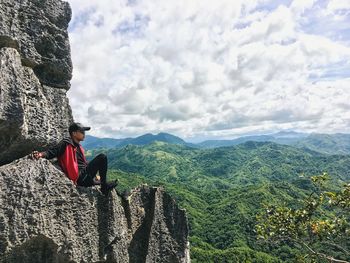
[[72, 130, 85, 142]]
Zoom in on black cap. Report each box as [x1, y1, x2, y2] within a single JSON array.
[[69, 122, 91, 134]]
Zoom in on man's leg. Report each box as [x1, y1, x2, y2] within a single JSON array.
[[77, 153, 105, 187], [79, 153, 117, 194], [85, 153, 108, 186]]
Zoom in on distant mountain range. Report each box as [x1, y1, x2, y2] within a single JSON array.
[[82, 131, 350, 155], [196, 131, 308, 148]]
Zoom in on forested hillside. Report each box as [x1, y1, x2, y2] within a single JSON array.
[[86, 141, 350, 262]]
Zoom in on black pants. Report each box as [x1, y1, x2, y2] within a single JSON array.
[[77, 153, 107, 187]]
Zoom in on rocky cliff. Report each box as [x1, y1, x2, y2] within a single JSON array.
[[0, 0, 190, 262], [0, 157, 190, 262], [0, 0, 73, 165]]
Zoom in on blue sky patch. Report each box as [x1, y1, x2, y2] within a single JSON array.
[[69, 7, 97, 32], [112, 14, 150, 37]]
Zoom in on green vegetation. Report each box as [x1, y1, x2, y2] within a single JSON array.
[[256, 174, 350, 262], [87, 141, 350, 262], [294, 133, 350, 155]]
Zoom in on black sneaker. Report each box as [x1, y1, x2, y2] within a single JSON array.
[[101, 180, 118, 196]]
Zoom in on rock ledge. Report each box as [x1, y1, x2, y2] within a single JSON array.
[[0, 157, 190, 263]]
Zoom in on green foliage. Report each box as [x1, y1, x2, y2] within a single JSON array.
[[256, 174, 350, 262], [191, 246, 280, 263], [294, 133, 350, 155]]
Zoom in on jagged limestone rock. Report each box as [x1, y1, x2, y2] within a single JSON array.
[[0, 48, 73, 165], [0, 0, 72, 88], [0, 0, 74, 165], [0, 157, 190, 262]]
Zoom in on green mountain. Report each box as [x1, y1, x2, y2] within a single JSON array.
[[199, 132, 350, 155], [82, 135, 128, 149], [197, 135, 276, 148], [294, 133, 350, 155], [98, 141, 350, 185], [83, 131, 350, 155], [87, 141, 350, 262], [82, 132, 195, 150]]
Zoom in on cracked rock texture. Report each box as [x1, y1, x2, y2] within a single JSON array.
[[0, 0, 72, 88], [0, 0, 73, 165], [0, 48, 73, 165], [0, 157, 190, 262]]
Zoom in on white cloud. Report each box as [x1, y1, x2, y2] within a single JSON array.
[[65, 0, 350, 140], [290, 0, 317, 14], [327, 0, 350, 12]]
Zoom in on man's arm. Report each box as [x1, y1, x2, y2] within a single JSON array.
[[32, 140, 67, 160]]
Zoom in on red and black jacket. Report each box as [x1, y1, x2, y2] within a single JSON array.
[[44, 137, 88, 184]]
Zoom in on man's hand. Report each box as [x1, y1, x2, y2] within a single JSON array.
[[32, 151, 44, 160]]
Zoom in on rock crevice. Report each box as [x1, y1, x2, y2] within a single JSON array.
[[0, 35, 20, 51]]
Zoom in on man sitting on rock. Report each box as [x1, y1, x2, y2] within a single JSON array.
[[32, 122, 117, 196]]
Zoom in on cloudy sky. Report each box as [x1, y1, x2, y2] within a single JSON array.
[[65, 0, 350, 142]]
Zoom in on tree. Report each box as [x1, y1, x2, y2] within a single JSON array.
[[256, 173, 350, 262]]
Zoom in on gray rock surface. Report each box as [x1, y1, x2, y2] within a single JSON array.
[[0, 48, 73, 165], [0, 157, 190, 262], [0, 0, 72, 88], [0, 0, 74, 165]]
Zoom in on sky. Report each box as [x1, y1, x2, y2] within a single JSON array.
[[65, 0, 350, 142]]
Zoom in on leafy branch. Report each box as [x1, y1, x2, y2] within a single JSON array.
[[256, 173, 350, 262]]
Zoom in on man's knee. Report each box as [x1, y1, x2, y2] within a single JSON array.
[[96, 153, 107, 163]]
